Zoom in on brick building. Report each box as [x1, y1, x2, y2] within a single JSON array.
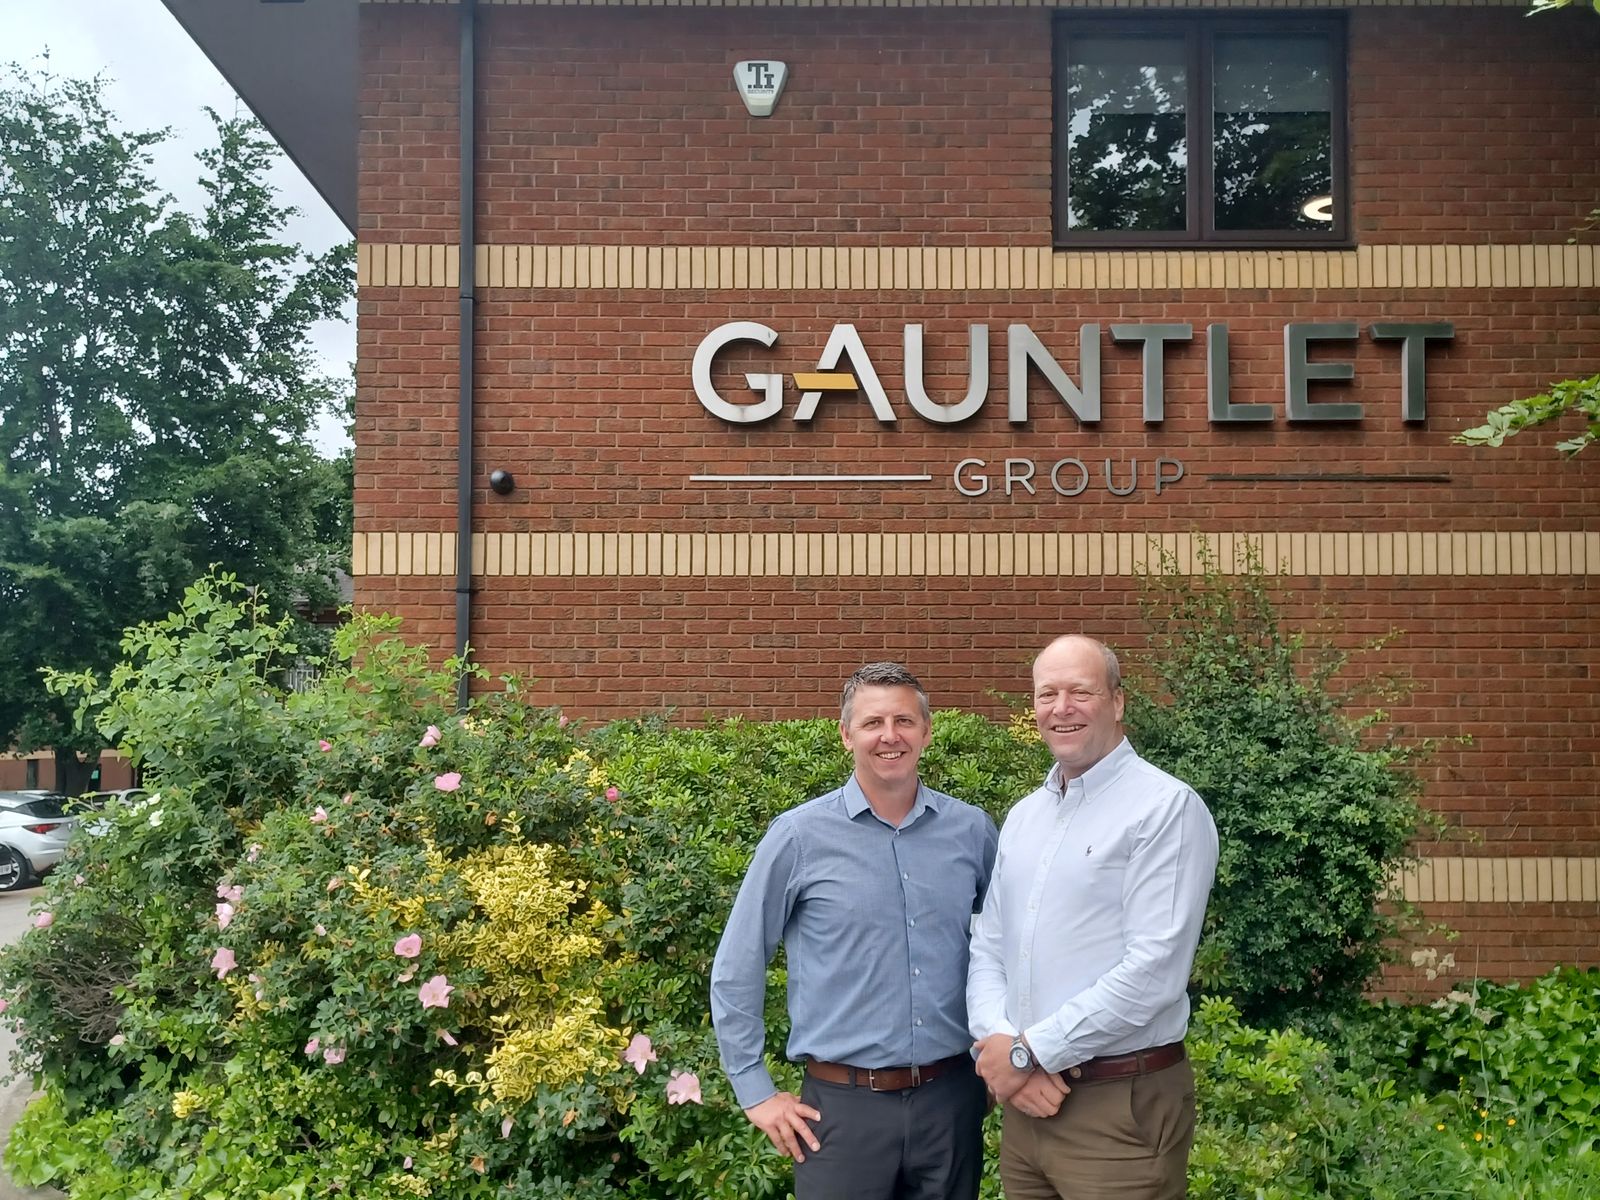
[[168, 0, 1598, 988]]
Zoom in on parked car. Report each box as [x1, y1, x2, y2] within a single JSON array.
[[70, 787, 149, 813], [0, 791, 76, 892]]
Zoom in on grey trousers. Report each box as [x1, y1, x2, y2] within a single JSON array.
[[794, 1058, 989, 1200]]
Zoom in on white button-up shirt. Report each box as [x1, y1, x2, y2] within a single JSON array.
[[967, 738, 1218, 1074]]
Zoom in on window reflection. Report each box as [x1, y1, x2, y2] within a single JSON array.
[[1212, 36, 1333, 231], [1066, 38, 1188, 232]]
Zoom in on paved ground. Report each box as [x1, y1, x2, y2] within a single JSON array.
[[0, 888, 66, 1199]]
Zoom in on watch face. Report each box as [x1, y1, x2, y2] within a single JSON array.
[[1010, 1044, 1031, 1070]]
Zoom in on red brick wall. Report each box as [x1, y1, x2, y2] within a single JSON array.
[[360, 6, 1600, 244], [354, 4, 1600, 982]]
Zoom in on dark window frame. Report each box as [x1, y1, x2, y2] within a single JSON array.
[[1053, 14, 1350, 249]]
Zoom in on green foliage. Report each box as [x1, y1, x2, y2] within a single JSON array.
[[1455, 373, 1600, 456], [0, 574, 1591, 1199], [1407, 970, 1600, 1152], [1125, 544, 1434, 1024], [0, 66, 352, 763], [1530, 0, 1600, 16], [1187, 994, 1600, 1199], [0, 577, 1042, 1199]]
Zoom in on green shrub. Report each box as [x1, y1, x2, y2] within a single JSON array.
[[1408, 969, 1600, 1153], [1126, 544, 1436, 1024], [1186, 994, 1600, 1200]]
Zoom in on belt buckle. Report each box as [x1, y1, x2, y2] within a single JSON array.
[[866, 1068, 886, 1092]]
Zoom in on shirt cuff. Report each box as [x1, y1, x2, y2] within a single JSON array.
[[1023, 1017, 1074, 1076], [727, 1062, 779, 1110]]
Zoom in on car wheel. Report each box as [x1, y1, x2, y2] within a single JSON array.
[[0, 847, 31, 893]]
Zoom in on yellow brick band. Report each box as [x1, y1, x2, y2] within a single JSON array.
[[351, 530, 1600, 578], [1395, 857, 1600, 904], [357, 242, 1600, 292]]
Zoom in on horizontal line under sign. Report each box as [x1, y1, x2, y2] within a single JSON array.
[[690, 473, 934, 484], [1206, 472, 1453, 484]]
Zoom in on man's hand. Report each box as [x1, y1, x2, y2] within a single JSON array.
[[744, 1092, 823, 1162], [1006, 1068, 1070, 1120], [972, 1032, 1033, 1104]]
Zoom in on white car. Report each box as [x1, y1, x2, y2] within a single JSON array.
[[0, 791, 76, 892]]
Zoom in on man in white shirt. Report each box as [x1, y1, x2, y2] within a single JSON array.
[[967, 635, 1218, 1199]]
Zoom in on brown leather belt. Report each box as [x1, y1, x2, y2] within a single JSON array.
[[805, 1052, 968, 1092], [1063, 1041, 1186, 1084]]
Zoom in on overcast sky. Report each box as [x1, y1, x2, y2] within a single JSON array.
[[6, 0, 356, 453]]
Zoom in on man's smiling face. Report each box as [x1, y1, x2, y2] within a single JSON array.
[[839, 684, 932, 793], [1032, 636, 1125, 780]]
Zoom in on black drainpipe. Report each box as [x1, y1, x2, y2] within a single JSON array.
[[454, 0, 477, 711]]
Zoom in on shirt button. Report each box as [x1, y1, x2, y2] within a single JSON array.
[[915, 1019, 923, 1027], [913, 968, 921, 977], [1069, 1067, 1082, 1080], [907, 918, 916, 927], [902, 872, 909, 880]]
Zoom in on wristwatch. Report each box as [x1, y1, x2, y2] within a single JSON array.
[[1008, 1037, 1036, 1072]]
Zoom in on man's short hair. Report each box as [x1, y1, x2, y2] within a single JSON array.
[[1037, 636, 1123, 693], [840, 662, 931, 725]]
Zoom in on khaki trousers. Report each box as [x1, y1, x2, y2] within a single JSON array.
[[999, 1057, 1196, 1200]]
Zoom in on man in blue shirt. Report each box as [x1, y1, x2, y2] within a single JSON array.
[[710, 662, 999, 1200]]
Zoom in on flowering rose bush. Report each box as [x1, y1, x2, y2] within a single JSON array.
[[0, 578, 1045, 1199]]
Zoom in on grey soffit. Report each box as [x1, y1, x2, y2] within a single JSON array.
[[159, 0, 358, 233]]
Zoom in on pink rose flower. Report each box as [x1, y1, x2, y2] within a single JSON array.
[[605, 786, 620, 803], [305, 1037, 320, 1057], [32, 912, 52, 930], [109, 1034, 125, 1047], [433, 772, 462, 792], [501, 1116, 514, 1139], [393, 934, 423, 959], [311, 806, 328, 824], [419, 725, 442, 748], [417, 974, 453, 1010], [315, 924, 327, 936], [327, 877, 342, 892], [623, 1033, 657, 1075], [318, 740, 332, 752], [216, 883, 243, 904], [0, 999, 8, 1015], [211, 947, 237, 979], [323, 1046, 346, 1065], [216, 902, 235, 930], [438, 1029, 458, 1046], [246, 844, 261, 863], [666, 1070, 702, 1105]]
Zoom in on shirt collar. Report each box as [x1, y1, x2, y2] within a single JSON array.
[[1045, 737, 1136, 801], [843, 775, 938, 823]]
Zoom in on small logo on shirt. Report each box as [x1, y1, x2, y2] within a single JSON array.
[[1085, 845, 1093, 856]]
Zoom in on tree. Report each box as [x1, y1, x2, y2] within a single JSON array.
[[0, 68, 353, 790], [1456, 0, 1599, 455]]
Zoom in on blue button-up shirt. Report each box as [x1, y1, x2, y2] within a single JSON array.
[[711, 776, 998, 1109]]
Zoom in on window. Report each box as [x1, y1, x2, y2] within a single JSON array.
[[1055, 17, 1346, 246]]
